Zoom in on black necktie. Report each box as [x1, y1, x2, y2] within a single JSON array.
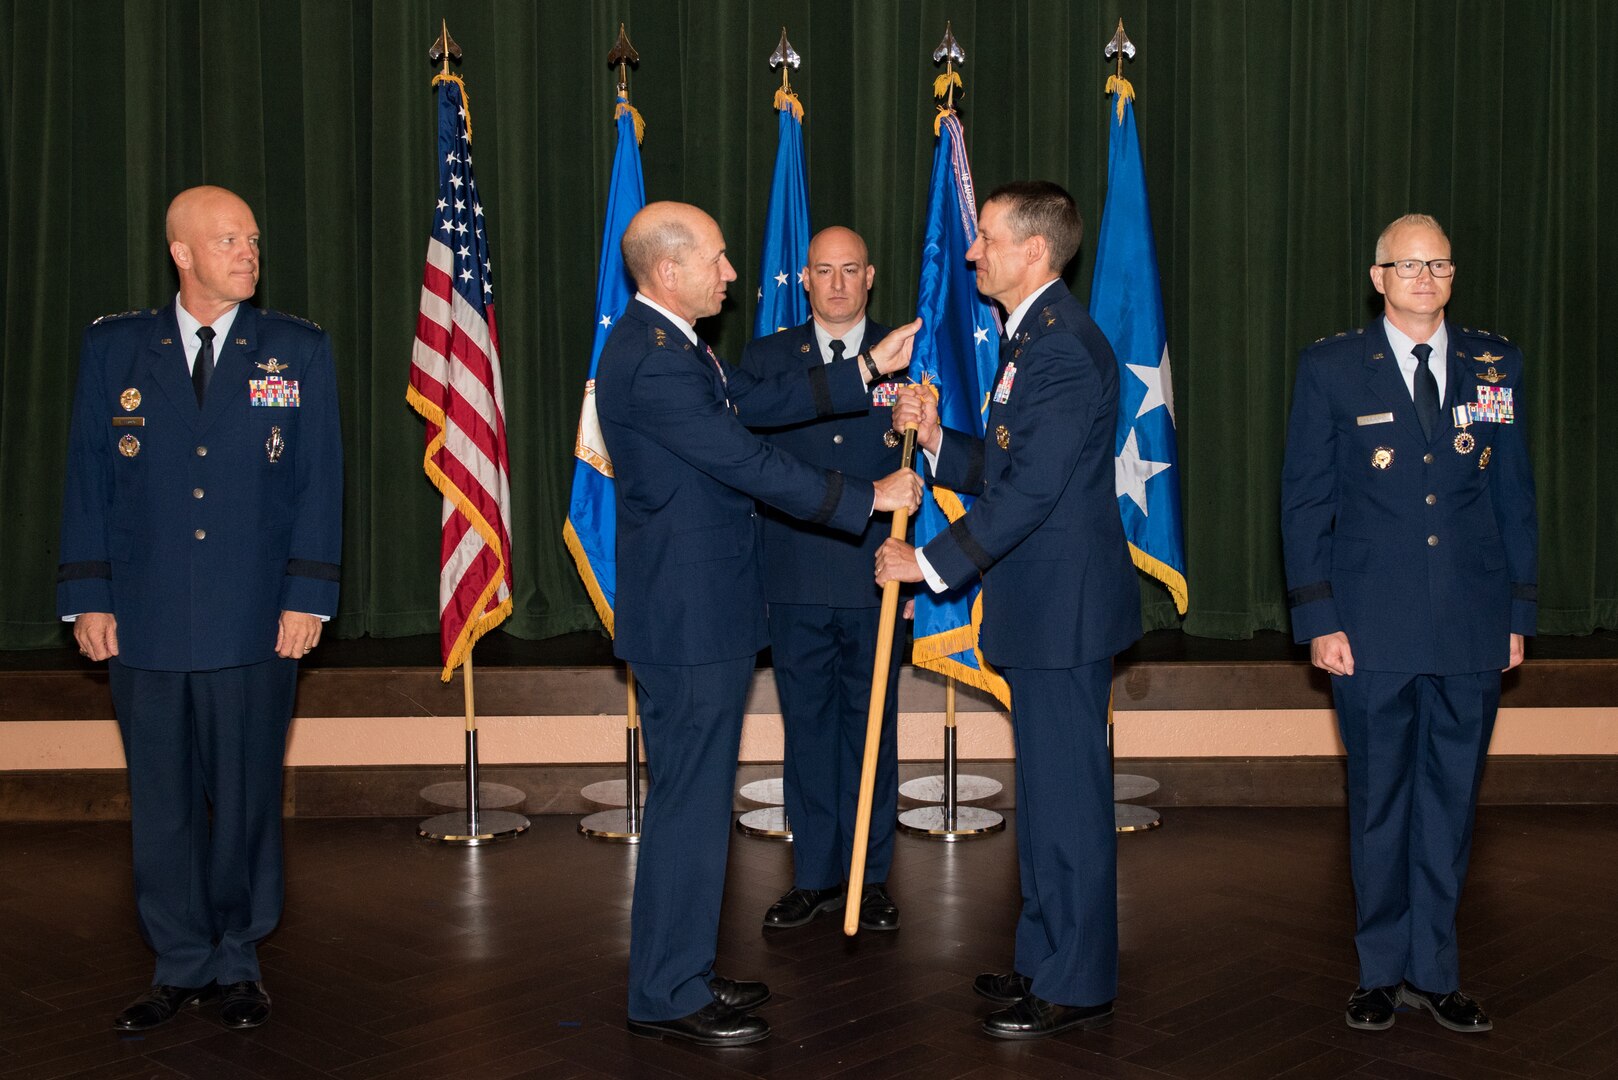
[[1412, 342, 1438, 440], [193, 326, 215, 406], [829, 338, 845, 365]]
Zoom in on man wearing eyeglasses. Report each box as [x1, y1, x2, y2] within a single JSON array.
[[1281, 214, 1537, 1035]]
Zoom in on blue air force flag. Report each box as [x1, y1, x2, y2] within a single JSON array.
[[754, 90, 810, 338], [563, 95, 645, 634], [909, 113, 1010, 706], [1090, 79, 1188, 614]]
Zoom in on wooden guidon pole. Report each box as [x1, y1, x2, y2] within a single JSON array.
[[844, 423, 918, 935]]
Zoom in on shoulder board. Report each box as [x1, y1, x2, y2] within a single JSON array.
[[1311, 327, 1364, 346], [1457, 326, 1512, 345], [91, 308, 158, 326], [260, 308, 322, 331]]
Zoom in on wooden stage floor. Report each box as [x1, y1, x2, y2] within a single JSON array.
[[2, 807, 1616, 1079]]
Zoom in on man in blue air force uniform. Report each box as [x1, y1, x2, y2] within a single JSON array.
[[739, 225, 906, 933], [1281, 213, 1537, 1034], [595, 201, 922, 1047], [57, 186, 342, 1032], [879, 182, 1141, 1040]]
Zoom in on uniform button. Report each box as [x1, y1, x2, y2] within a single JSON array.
[[833, 434, 844, 445], [194, 529, 207, 540], [1422, 452, 1434, 464], [196, 445, 208, 457], [1425, 494, 1436, 505], [193, 488, 205, 499], [1427, 535, 1439, 547]]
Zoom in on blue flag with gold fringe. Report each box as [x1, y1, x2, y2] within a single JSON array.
[[563, 95, 645, 635], [909, 113, 1010, 706], [754, 88, 810, 338], [1090, 76, 1188, 614]]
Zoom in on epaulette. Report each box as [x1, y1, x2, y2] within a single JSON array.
[[647, 323, 679, 350], [1037, 304, 1065, 331], [1312, 327, 1364, 344], [1458, 326, 1512, 345], [260, 308, 322, 331], [91, 308, 159, 325]]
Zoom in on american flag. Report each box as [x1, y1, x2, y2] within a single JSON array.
[[407, 73, 514, 681]]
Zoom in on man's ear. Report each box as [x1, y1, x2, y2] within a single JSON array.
[[170, 241, 192, 271]]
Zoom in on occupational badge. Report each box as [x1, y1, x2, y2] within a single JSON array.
[[118, 434, 140, 458], [1474, 351, 1504, 366], [119, 388, 141, 411], [1371, 446, 1394, 470], [266, 425, 285, 463], [1478, 366, 1506, 385], [883, 430, 901, 448], [1478, 446, 1492, 469], [256, 358, 289, 374], [1450, 405, 1476, 454], [995, 425, 1011, 450]]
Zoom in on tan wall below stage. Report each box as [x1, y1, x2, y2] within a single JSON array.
[[5, 707, 1618, 771]]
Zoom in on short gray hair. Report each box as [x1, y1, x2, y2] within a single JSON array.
[[622, 214, 696, 286], [1374, 213, 1449, 263]]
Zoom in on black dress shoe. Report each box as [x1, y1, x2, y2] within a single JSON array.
[[219, 981, 271, 1029], [972, 971, 1032, 1005], [1399, 985, 1493, 1033], [982, 993, 1114, 1040], [1345, 985, 1400, 1031], [709, 974, 770, 1011], [113, 984, 219, 1031], [857, 883, 900, 931], [628, 1000, 770, 1046], [763, 885, 846, 928]]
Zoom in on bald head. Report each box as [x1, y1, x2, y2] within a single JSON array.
[[166, 186, 260, 322], [621, 201, 735, 324], [803, 225, 875, 335]]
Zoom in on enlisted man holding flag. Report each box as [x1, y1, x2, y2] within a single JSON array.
[[596, 200, 922, 1046], [880, 182, 1139, 1040]]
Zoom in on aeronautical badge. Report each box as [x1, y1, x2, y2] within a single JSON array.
[[1474, 351, 1504, 366], [870, 382, 900, 407], [883, 430, 901, 448], [993, 362, 1018, 404], [995, 425, 1011, 450], [249, 375, 301, 407], [1479, 446, 1492, 469], [1478, 366, 1506, 385], [118, 434, 140, 458], [1371, 446, 1394, 470], [119, 388, 141, 411], [266, 426, 285, 463], [256, 358, 289, 374]]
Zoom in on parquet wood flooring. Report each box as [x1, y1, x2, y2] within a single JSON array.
[[1, 807, 1615, 1079]]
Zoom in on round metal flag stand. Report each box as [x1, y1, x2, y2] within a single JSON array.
[[737, 776, 792, 840], [897, 679, 1005, 840], [1110, 695, 1161, 832], [579, 669, 644, 843], [419, 657, 530, 844]]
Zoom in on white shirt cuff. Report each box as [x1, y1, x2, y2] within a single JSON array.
[[914, 547, 949, 593]]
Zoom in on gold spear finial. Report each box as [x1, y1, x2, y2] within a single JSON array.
[[608, 23, 640, 97], [932, 21, 965, 110], [769, 26, 801, 92], [429, 19, 461, 76]]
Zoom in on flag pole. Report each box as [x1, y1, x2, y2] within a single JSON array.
[[844, 425, 917, 936]]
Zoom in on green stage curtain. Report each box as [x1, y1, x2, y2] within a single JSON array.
[[2, 0, 1613, 650]]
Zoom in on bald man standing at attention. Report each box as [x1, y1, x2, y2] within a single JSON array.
[[58, 186, 342, 1032], [595, 201, 920, 1046]]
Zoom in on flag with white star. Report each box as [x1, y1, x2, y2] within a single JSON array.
[[909, 113, 1010, 706], [407, 72, 514, 680], [563, 94, 646, 635], [753, 88, 810, 338], [1090, 76, 1188, 614]]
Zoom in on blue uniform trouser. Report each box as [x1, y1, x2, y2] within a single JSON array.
[[1000, 660, 1118, 1008], [109, 656, 297, 987], [768, 603, 901, 891], [627, 656, 754, 1021], [1333, 669, 1501, 992]]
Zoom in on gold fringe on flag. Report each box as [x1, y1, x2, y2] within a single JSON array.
[[1105, 73, 1135, 123], [615, 98, 645, 144], [773, 86, 804, 121], [432, 71, 473, 141]]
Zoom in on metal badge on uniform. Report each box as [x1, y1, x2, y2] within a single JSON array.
[[1478, 446, 1492, 469], [256, 358, 289, 374], [653, 327, 667, 347], [1478, 366, 1506, 384], [1450, 405, 1476, 454], [870, 382, 900, 407], [1356, 412, 1394, 426], [1371, 446, 1394, 470], [118, 434, 141, 457], [995, 425, 1011, 450], [993, 362, 1018, 404], [266, 425, 285, 462], [249, 375, 301, 407], [1474, 351, 1503, 365], [883, 429, 901, 448], [119, 388, 141, 411]]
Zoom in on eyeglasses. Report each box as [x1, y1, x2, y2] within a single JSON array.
[[1376, 258, 1455, 279]]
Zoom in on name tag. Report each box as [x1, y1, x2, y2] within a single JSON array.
[[249, 376, 301, 407], [1356, 412, 1394, 426], [111, 416, 145, 427]]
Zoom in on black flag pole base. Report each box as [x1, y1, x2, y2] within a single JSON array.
[[419, 728, 530, 844]]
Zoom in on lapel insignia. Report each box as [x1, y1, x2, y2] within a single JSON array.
[[1371, 352, 1386, 360], [256, 358, 289, 374], [119, 388, 141, 411], [118, 434, 141, 458], [235, 337, 248, 346], [1371, 446, 1394, 470], [266, 426, 285, 462], [160, 338, 173, 345], [1474, 351, 1503, 365], [1478, 446, 1492, 469]]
